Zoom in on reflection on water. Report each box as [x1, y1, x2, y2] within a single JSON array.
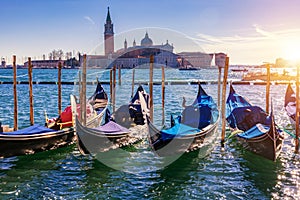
[[0, 68, 299, 199]]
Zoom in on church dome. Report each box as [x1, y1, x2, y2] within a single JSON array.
[[141, 32, 153, 47]]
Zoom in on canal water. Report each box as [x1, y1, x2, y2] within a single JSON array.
[[0, 68, 299, 199]]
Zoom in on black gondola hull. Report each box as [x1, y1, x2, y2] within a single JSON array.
[[226, 84, 284, 161], [75, 118, 144, 154], [236, 130, 283, 161], [0, 128, 75, 158], [147, 117, 219, 157]]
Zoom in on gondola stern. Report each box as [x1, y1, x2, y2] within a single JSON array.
[[284, 83, 295, 107], [229, 83, 235, 94], [197, 81, 208, 97]]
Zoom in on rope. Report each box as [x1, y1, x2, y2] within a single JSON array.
[[279, 125, 300, 141], [86, 71, 107, 77], [0, 74, 27, 78], [226, 129, 244, 140]]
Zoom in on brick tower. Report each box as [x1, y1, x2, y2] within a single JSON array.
[[104, 7, 114, 56]]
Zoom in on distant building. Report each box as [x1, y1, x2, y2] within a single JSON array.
[[214, 52, 227, 67], [177, 52, 213, 68], [1, 58, 6, 68], [24, 60, 64, 69], [104, 7, 114, 56], [82, 7, 214, 69], [275, 58, 288, 68]]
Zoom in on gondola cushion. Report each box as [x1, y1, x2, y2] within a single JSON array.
[[237, 123, 270, 139], [1, 124, 54, 135], [93, 121, 129, 134], [160, 123, 200, 141]]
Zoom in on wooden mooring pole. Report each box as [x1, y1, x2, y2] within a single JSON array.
[[113, 65, 116, 113], [58, 61, 62, 115], [79, 71, 83, 123], [118, 65, 121, 85], [217, 66, 222, 108], [82, 54, 87, 126], [162, 65, 165, 125], [266, 63, 270, 113], [221, 57, 229, 146], [149, 55, 154, 122], [28, 57, 34, 125], [110, 69, 113, 105], [295, 64, 299, 153], [131, 69, 135, 98], [13, 55, 18, 130]]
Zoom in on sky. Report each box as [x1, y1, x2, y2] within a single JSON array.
[[1, 0, 300, 65]]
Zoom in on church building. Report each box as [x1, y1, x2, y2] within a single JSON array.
[[83, 7, 213, 69]]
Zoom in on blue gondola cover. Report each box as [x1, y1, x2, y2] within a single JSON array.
[[160, 84, 218, 141], [237, 123, 270, 139], [1, 124, 54, 135], [161, 121, 200, 141]]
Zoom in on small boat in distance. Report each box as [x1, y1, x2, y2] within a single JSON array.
[[230, 66, 248, 72], [226, 84, 284, 161], [178, 64, 198, 70], [242, 69, 295, 81]]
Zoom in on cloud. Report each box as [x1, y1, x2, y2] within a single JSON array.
[[84, 16, 95, 25], [191, 25, 300, 64], [194, 24, 299, 46], [195, 32, 264, 46], [253, 24, 276, 38], [193, 26, 283, 64]]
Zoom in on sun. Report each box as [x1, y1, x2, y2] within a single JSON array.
[[282, 42, 300, 64]]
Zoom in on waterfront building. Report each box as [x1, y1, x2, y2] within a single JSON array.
[[24, 60, 65, 69], [1, 58, 6, 68], [81, 7, 214, 69], [177, 52, 214, 69]]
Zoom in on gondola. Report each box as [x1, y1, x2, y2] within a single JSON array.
[[71, 85, 149, 154], [284, 83, 300, 142], [142, 83, 219, 157], [226, 84, 284, 161], [113, 85, 149, 128], [284, 83, 297, 125], [46, 81, 108, 129], [85, 81, 109, 127], [0, 124, 74, 158], [0, 82, 109, 158]]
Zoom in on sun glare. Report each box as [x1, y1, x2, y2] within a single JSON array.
[[282, 43, 300, 64]]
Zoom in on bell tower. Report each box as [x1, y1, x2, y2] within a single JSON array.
[[104, 7, 114, 56]]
